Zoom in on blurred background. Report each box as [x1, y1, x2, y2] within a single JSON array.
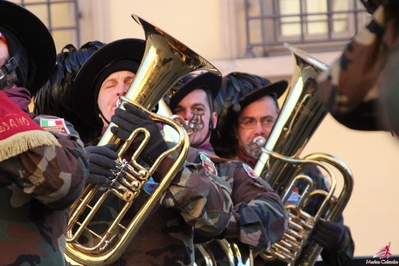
[[13, 0, 399, 258]]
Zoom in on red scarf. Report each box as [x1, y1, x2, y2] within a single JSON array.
[[235, 145, 257, 168], [0, 91, 59, 161], [3, 87, 31, 114]]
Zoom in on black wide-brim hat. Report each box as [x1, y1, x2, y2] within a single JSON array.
[[71, 38, 146, 127], [0, 1, 56, 95], [239, 80, 288, 109], [168, 71, 222, 111]]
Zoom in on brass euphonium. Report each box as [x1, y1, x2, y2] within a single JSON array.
[[255, 43, 354, 265], [65, 14, 221, 265]]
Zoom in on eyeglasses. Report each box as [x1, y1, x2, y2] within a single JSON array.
[[237, 117, 275, 129]]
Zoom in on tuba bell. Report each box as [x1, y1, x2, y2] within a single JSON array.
[[255, 43, 354, 265], [65, 14, 221, 266]]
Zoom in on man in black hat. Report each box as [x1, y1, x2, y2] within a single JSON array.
[[213, 72, 355, 265], [37, 37, 234, 266], [166, 71, 289, 264], [0, 1, 89, 265]]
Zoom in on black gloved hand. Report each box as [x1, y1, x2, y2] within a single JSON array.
[[311, 215, 346, 249], [110, 102, 168, 165], [85, 143, 118, 184]]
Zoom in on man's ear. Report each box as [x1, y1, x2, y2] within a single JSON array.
[[211, 112, 218, 130]]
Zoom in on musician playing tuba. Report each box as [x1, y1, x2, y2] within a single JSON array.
[[211, 72, 355, 265], [164, 72, 289, 265], [34, 38, 234, 266]]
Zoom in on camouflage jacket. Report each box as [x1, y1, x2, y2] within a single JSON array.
[[192, 147, 288, 252], [317, 4, 399, 131], [84, 143, 233, 266], [253, 164, 355, 266], [0, 115, 89, 266]]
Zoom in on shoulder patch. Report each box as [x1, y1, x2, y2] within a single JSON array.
[[242, 163, 259, 179], [40, 118, 70, 134], [199, 152, 218, 176]]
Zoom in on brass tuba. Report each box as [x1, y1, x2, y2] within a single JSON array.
[[255, 43, 354, 265], [194, 239, 254, 266], [65, 14, 221, 266]]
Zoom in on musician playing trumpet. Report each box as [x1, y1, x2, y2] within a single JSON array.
[[212, 72, 355, 265]]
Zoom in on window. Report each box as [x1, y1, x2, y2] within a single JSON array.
[[244, 0, 370, 57], [11, 0, 81, 51]]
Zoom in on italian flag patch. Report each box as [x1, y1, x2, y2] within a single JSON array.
[[40, 118, 70, 134]]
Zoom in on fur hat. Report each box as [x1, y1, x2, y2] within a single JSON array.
[[33, 41, 106, 144]]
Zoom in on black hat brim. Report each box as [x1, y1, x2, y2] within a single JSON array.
[[169, 71, 222, 111], [71, 38, 146, 127], [0, 1, 56, 95], [239, 80, 288, 109]]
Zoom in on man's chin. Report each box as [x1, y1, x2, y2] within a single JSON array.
[[189, 135, 196, 146], [249, 148, 262, 159], [189, 135, 202, 148]]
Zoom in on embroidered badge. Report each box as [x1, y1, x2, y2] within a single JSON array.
[[243, 163, 259, 179], [40, 118, 70, 134], [143, 177, 159, 195], [200, 152, 218, 176]]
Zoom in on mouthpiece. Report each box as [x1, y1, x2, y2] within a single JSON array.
[[173, 116, 194, 135], [253, 136, 266, 147]]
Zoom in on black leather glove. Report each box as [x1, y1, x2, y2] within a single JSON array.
[[311, 215, 346, 249], [85, 144, 118, 184], [110, 102, 168, 165]]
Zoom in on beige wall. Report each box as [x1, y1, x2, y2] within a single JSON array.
[[77, 0, 399, 257]]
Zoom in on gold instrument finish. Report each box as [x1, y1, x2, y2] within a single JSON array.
[[65, 14, 221, 266], [255, 44, 354, 265], [254, 43, 329, 180], [99, 14, 220, 146], [194, 239, 254, 266]]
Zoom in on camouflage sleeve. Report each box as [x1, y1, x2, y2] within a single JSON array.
[[318, 5, 387, 117], [223, 162, 288, 252], [160, 160, 233, 238], [0, 115, 89, 210]]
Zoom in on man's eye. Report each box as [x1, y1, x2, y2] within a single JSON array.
[[261, 118, 274, 126], [243, 119, 255, 125], [125, 78, 134, 86], [173, 109, 182, 114], [193, 108, 204, 113]]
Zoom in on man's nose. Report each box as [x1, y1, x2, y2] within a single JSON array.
[[181, 110, 192, 121], [253, 121, 266, 134], [116, 82, 128, 96]]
